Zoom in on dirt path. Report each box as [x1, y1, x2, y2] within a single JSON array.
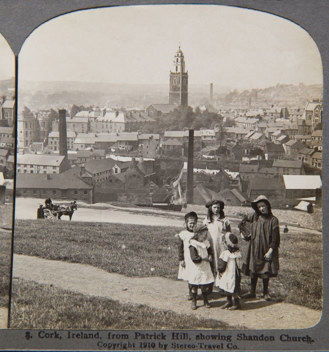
[[15, 198, 321, 235], [13, 254, 321, 330]]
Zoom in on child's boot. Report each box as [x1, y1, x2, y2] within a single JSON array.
[[261, 279, 271, 301], [243, 278, 257, 299], [191, 292, 197, 310], [229, 297, 241, 310], [203, 292, 211, 308], [187, 284, 193, 300], [221, 295, 233, 309]]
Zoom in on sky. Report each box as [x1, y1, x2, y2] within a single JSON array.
[[0, 35, 14, 80], [19, 4, 322, 90]]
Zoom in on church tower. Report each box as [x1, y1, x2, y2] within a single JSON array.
[[169, 46, 188, 107]]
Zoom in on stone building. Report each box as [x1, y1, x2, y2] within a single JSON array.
[[169, 46, 188, 107]]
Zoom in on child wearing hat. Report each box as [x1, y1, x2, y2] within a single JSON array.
[[216, 232, 242, 310], [177, 212, 198, 300], [239, 195, 280, 301], [188, 225, 214, 310]]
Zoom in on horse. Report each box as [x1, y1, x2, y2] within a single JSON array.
[[56, 201, 78, 221]]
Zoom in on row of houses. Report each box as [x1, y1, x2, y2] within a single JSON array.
[[221, 101, 322, 131], [47, 131, 160, 158], [224, 124, 321, 145], [16, 158, 154, 205], [41, 126, 322, 171], [51, 110, 156, 134], [192, 173, 322, 208], [15, 159, 322, 209], [17, 107, 156, 149]]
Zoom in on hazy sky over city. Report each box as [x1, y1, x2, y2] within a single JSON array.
[[19, 4, 322, 90], [0, 35, 14, 80]]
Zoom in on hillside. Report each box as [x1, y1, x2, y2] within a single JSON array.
[[16, 80, 322, 111], [219, 83, 322, 108], [0, 78, 15, 97]]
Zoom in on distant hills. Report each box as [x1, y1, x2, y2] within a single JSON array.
[[15, 80, 323, 111], [218, 84, 323, 108], [0, 78, 15, 97]]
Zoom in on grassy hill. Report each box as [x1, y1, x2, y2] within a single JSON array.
[[13, 219, 322, 310]]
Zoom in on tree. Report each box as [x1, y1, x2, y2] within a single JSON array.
[[223, 118, 236, 127], [70, 104, 81, 118], [22, 106, 33, 118], [48, 108, 58, 121]]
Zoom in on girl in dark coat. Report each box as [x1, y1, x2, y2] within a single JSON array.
[[239, 195, 280, 301]]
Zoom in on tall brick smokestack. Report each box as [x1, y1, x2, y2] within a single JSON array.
[[210, 83, 213, 103], [58, 109, 68, 156], [187, 129, 194, 204]]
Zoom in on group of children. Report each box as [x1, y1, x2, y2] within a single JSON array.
[[177, 206, 242, 310]]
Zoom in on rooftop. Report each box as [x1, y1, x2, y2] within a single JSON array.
[[312, 130, 322, 137], [16, 171, 92, 190], [305, 102, 322, 111], [0, 127, 13, 134], [17, 154, 65, 166], [272, 160, 303, 169], [162, 139, 183, 146], [48, 131, 76, 138], [2, 100, 14, 109], [250, 132, 263, 140], [283, 175, 322, 190], [249, 176, 284, 191], [265, 143, 284, 153], [138, 133, 160, 140], [84, 158, 128, 174]]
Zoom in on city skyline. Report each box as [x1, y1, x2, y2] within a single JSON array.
[[18, 5, 322, 90]]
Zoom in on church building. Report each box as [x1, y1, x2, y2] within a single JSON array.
[[169, 47, 188, 107]]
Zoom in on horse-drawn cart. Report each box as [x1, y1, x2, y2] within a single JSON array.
[[37, 199, 78, 221]]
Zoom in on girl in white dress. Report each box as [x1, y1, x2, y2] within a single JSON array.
[[216, 232, 242, 310], [187, 225, 214, 310], [203, 200, 231, 291], [177, 212, 198, 300]]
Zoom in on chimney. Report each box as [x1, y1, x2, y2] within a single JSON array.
[[80, 164, 86, 176], [58, 109, 68, 156], [210, 83, 213, 103], [187, 129, 194, 204]]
